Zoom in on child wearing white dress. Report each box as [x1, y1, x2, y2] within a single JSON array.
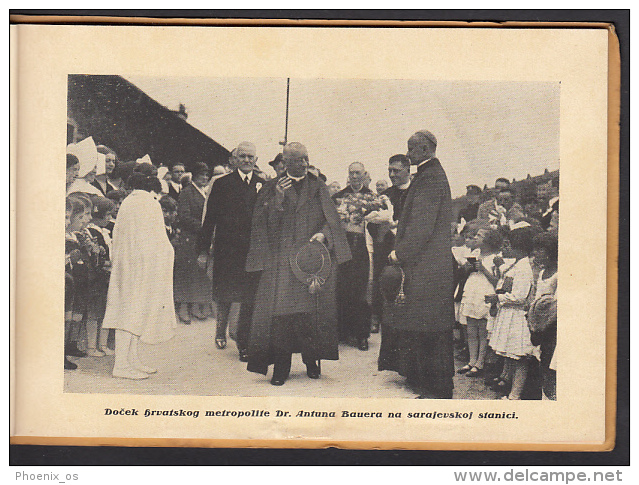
[[486, 225, 538, 400], [457, 227, 503, 377]]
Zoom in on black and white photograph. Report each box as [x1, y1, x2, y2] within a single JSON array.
[[12, 22, 614, 449], [63, 75, 560, 401]]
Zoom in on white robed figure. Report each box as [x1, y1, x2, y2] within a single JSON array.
[[102, 177, 177, 379]]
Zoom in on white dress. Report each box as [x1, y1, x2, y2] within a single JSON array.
[[102, 190, 177, 344], [459, 253, 498, 321], [489, 257, 534, 359]]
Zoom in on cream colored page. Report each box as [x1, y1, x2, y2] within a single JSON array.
[[13, 24, 609, 446]]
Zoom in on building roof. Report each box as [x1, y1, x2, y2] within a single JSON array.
[[68, 74, 230, 169]]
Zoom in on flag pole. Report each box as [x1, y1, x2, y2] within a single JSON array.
[[280, 78, 290, 147]]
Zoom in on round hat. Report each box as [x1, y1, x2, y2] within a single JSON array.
[[289, 240, 332, 294], [269, 153, 284, 167]]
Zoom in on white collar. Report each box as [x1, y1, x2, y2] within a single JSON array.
[[417, 157, 435, 169], [238, 170, 253, 183], [286, 172, 305, 182], [192, 183, 207, 198]]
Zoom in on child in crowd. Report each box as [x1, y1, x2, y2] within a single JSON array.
[[65, 194, 93, 365], [457, 225, 503, 377], [64, 199, 78, 369], [451, 221, 472, 362], [485, 224, 538, 400], [84, 197, 115, 356], [159, 195, 179, 243], [105, 190, 126, 238], [528, 232, 558, 400]]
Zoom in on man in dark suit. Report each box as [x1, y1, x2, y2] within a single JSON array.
[[197, 142, 265, 362], [245, 142, 351, 385], [332, 162, 374, 351], [380, 130, 455, 399], [367, 154, 412, 332], [457, 184, 482, 223], [168, 163, 186, 201]]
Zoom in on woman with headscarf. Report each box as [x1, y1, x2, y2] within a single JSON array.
[[66, 137, 103, 197], [102, 172, 177, 379]]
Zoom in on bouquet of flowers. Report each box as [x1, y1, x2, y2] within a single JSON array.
[[335, 192, 390, 231]]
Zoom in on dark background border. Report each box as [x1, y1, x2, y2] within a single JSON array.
[[9, 9, 629, 466]]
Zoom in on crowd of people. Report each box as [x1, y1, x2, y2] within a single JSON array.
[[64, 129, 559, 400]]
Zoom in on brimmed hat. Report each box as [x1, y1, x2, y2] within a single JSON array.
[[289, 240, 331, 294], [269, 153, 284, 167], [379, 265, 406, 305]]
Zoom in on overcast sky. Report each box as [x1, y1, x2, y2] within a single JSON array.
[[125, 76, 559, 197]]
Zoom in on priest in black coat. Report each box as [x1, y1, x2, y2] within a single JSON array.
[[367, 154, 412, 328], [197, 142, 266, 362]]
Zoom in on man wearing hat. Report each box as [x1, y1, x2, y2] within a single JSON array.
[[245, 142, 351, 386], [477, 177, 511, 221], [197, 142, 266, 362], [269, 152, 286, 178], [381, 130, 456, 399], [458, 184, 483, 223]]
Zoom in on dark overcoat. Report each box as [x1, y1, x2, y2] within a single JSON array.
[[385, 158, 455, 333], [197, 170, 265, 302], [245, 174, 352, 374], [174, 184, 211, 303]]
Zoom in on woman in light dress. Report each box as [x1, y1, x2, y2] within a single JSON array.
[[102, 173, 177, 380]]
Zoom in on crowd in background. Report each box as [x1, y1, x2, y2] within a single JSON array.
[[64, 132, 558, 400]]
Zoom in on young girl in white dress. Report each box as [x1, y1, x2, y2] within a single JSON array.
[[486, 225, 537, 400], [457, 226, 503, 377]]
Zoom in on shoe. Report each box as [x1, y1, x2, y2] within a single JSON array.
[[270, 377, 286, 386], [490, 379, 511, 395], [65, 342, 87, 358], [112, 367, 149, 380], [86, 348, 105, 357], [133, 363, 157, 374], [485, 376, 501, 386], [100, 347, 115, 356], [215, 338, 227, 350], [64, 357, 77, 370], [194, 304, 210, 320], [370, 316, 380, 334], [456, 364, 472, 374], [178, 304, 191, 324], [238, 349, 249, 362], [357, 338, 369, 351], [466, 367, 483, 377], [306, 361, 321, 379]]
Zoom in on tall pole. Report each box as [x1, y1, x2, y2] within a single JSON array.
[[280, 78, 290, 147]]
